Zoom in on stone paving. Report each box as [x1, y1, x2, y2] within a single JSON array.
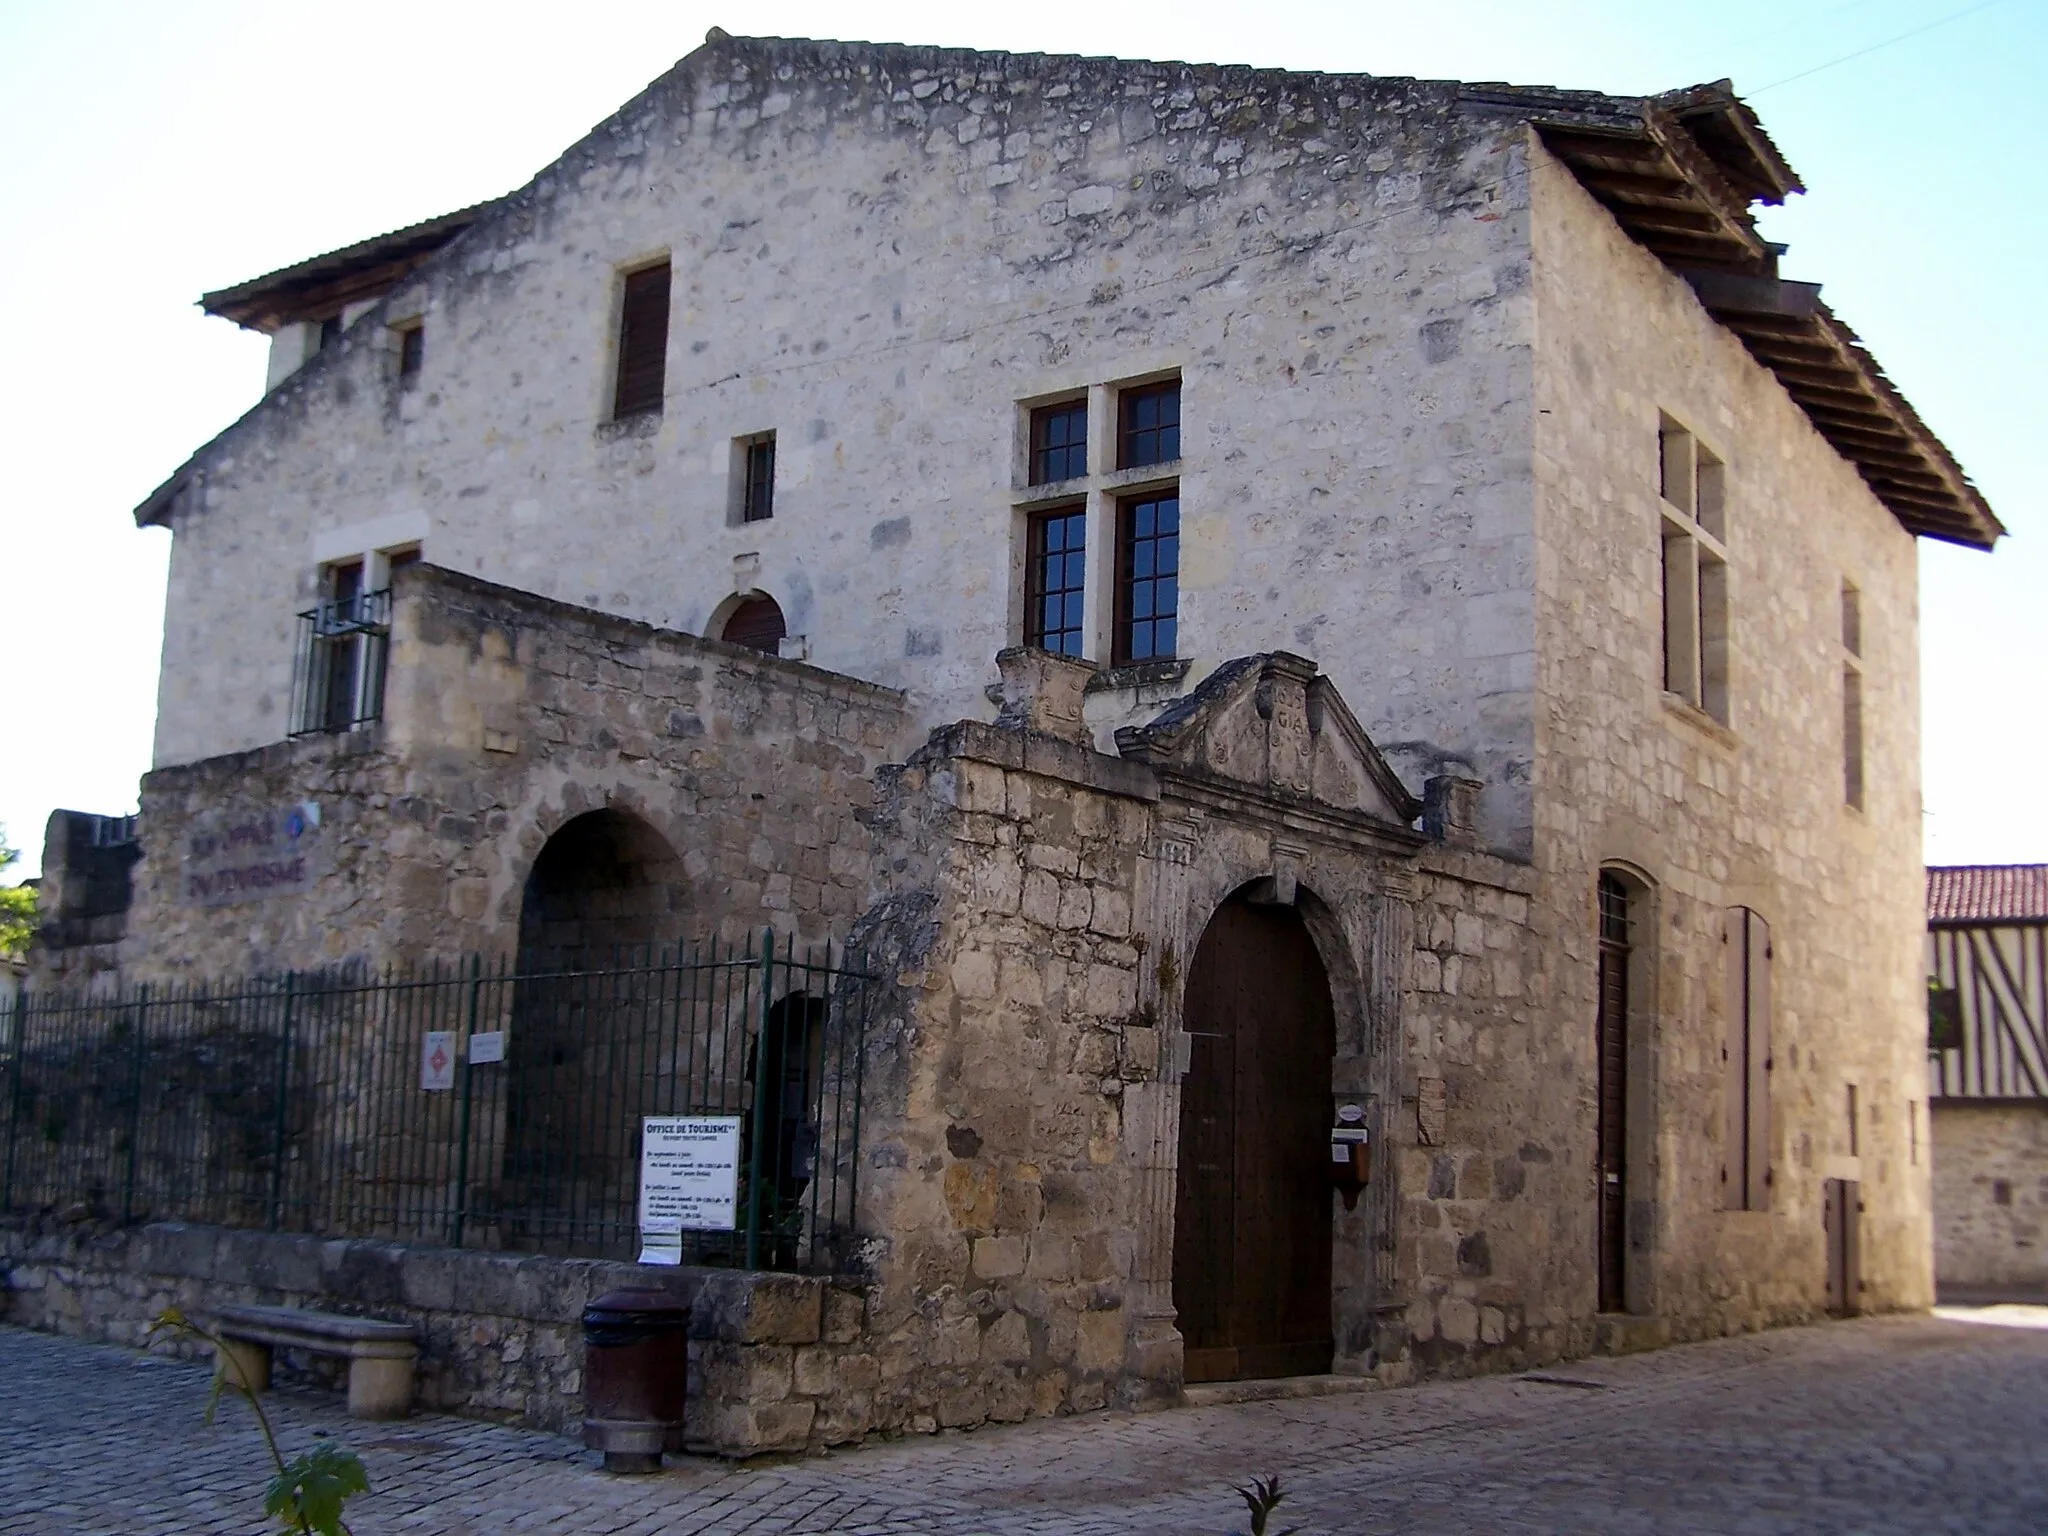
[[4, 1308, 2047, 1534]]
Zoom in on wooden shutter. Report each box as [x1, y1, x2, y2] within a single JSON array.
[[1721, 908, 1747, 1209], [1745, 914, 1773, 1211], [613, 262, 671, 417]]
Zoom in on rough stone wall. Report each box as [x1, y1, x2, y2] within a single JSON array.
[[150, 36, 1539, 853], [119, 564, 911, 978], [1528, 136, 1933, 1334], [0, 1216, 869, 1454], [1931, 1103, 2048, 1291]]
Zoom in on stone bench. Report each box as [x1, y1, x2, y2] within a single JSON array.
[[211, 1304, 420, 1420]]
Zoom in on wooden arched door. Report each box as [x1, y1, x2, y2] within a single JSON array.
[[1173, 896, 1336, 1382]]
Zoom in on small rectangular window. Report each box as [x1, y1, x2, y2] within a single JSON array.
[[742, 434, 776, 523], [612, 261, 671, 418], [1841, 581, 1862, 657], [1025, 506, 1087, 656], [317, 315, 343, 354], [1846, 1084, 1860, 1156], [1114, 491, 1180, 664], [1030, 400, 1088, 485], [397, 322, 424, 381], [1657, 414, 1729, 726], [1119, 381, 1180, 469]]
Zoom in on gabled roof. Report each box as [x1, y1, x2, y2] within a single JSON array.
[[1928, 866, 2048, 926], [150, 35, 1999, 552], [200, 201, 502, 333]]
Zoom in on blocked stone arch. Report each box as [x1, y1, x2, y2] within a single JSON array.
[[515, 802, 689, 965]]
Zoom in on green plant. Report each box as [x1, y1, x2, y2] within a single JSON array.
[[1235, 1473, 1299, 1536], [0, 824, 35, 957], [146, 1308, 370, 1536]]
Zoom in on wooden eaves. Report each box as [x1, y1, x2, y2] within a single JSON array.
[[1467, 79, 2001, 550]]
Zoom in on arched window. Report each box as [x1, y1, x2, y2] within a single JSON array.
[[721, 595, 786, 654]]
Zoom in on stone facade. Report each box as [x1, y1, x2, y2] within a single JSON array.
[[121, 563, 910, 979], [17, 31, 2002, 1456], [1930, 1103, 2048, 1292]]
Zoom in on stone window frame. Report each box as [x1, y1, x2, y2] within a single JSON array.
[[1657, 414, 1731, 726], [1008, 369, 1182, 663]]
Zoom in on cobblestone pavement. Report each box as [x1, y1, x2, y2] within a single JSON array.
[[5, 1308, 2047, 1535]]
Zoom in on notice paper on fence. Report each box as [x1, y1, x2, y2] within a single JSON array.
[[638, 1116, 742, 1254]]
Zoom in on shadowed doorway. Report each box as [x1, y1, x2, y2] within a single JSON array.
[[1173, 893, 1337, 1382]]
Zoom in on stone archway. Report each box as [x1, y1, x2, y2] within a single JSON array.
[[1172, 888, 1337, 1382], [503, 809, 684, 1255]]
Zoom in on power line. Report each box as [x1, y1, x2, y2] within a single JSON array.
[[1748, 0, 2019, 95]]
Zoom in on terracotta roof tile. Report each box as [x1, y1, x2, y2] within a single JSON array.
[[1927, 865, 2048, 925]]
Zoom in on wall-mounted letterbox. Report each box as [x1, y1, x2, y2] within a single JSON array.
[[1331, 1103, 1370, 1209]]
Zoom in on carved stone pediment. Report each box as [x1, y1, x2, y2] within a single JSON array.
[[1114, 653, 1422, 828]]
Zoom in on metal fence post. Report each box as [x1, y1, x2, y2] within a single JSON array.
[[744, 928, 777, 1271], [268, 973, 298, 1232], [121, 983, 151, 1224], [451, 954, 483, 1249]]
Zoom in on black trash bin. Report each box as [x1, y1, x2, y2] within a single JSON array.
[[581, 1287, 691, 1473]]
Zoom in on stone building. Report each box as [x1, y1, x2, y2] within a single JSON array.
[[1927, 865, 2048, 1295], [14, 33, 2004, 1451]]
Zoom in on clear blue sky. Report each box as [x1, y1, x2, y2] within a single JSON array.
[[1, 0, 2041, 877]]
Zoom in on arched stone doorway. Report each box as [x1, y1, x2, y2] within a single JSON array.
[[504, 809, 683, 1254], [1173, 891, 1337, 1382]]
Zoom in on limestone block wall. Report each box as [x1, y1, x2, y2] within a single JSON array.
[[1931, 1102, 2048, 1291], [119, 564, 912, 978], [1528, 135, 1933, 1333], [0, 1216, 868, 1454], [150, 36, 1541, 854]]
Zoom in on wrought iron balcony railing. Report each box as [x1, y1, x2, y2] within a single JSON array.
[[289, 588, 392, 736]]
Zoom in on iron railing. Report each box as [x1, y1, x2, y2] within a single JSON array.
[[0, 934, 873, 1273], [289, 588, 392, 736]]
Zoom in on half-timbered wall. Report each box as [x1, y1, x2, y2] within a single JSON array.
[[1928, 918, 2048, 1291]]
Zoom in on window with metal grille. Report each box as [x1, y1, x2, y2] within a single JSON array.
[[1119, 381, 1180, 469], [612, 261, 671, 418], [1030, 400, 1088, 485], [742, 434, 776, 523], [721, 595, 786, 655], [291, 560, 392, 736], [1025, 507, 1087, 656], [1114, 492, 1179, 664]]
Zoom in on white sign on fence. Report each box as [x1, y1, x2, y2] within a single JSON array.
[[638, 1116, 742, 1253], [420, 1031, 456, 1091], [467, 1031, 505, 1066]]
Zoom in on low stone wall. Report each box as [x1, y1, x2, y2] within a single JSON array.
[[0, 1216, 871, 1456], [1932, 1102, 2048, 1292]]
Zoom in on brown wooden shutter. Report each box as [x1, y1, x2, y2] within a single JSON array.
[[613, 262, 671, 417], [1746, 915, 1773, 1211], [721, 596, 786, 655], [1721, 908, 1747, 1209]]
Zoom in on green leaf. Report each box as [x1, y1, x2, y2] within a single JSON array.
[[263, 1443, 369, 1535]]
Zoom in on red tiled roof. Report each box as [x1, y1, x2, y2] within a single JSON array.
[[1927, 865, 2048, 926]]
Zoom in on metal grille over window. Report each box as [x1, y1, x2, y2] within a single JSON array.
[[612, 261, 671, 419], [1119, 382, 1180, 469], [1026, 507, 1087, 656], [1030, 401, 1087, 485], [1116, 492, 1179, 664], [290, 570, 392, 736]]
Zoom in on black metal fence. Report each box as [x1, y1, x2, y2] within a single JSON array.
[[0, 934, 873, 1273]]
